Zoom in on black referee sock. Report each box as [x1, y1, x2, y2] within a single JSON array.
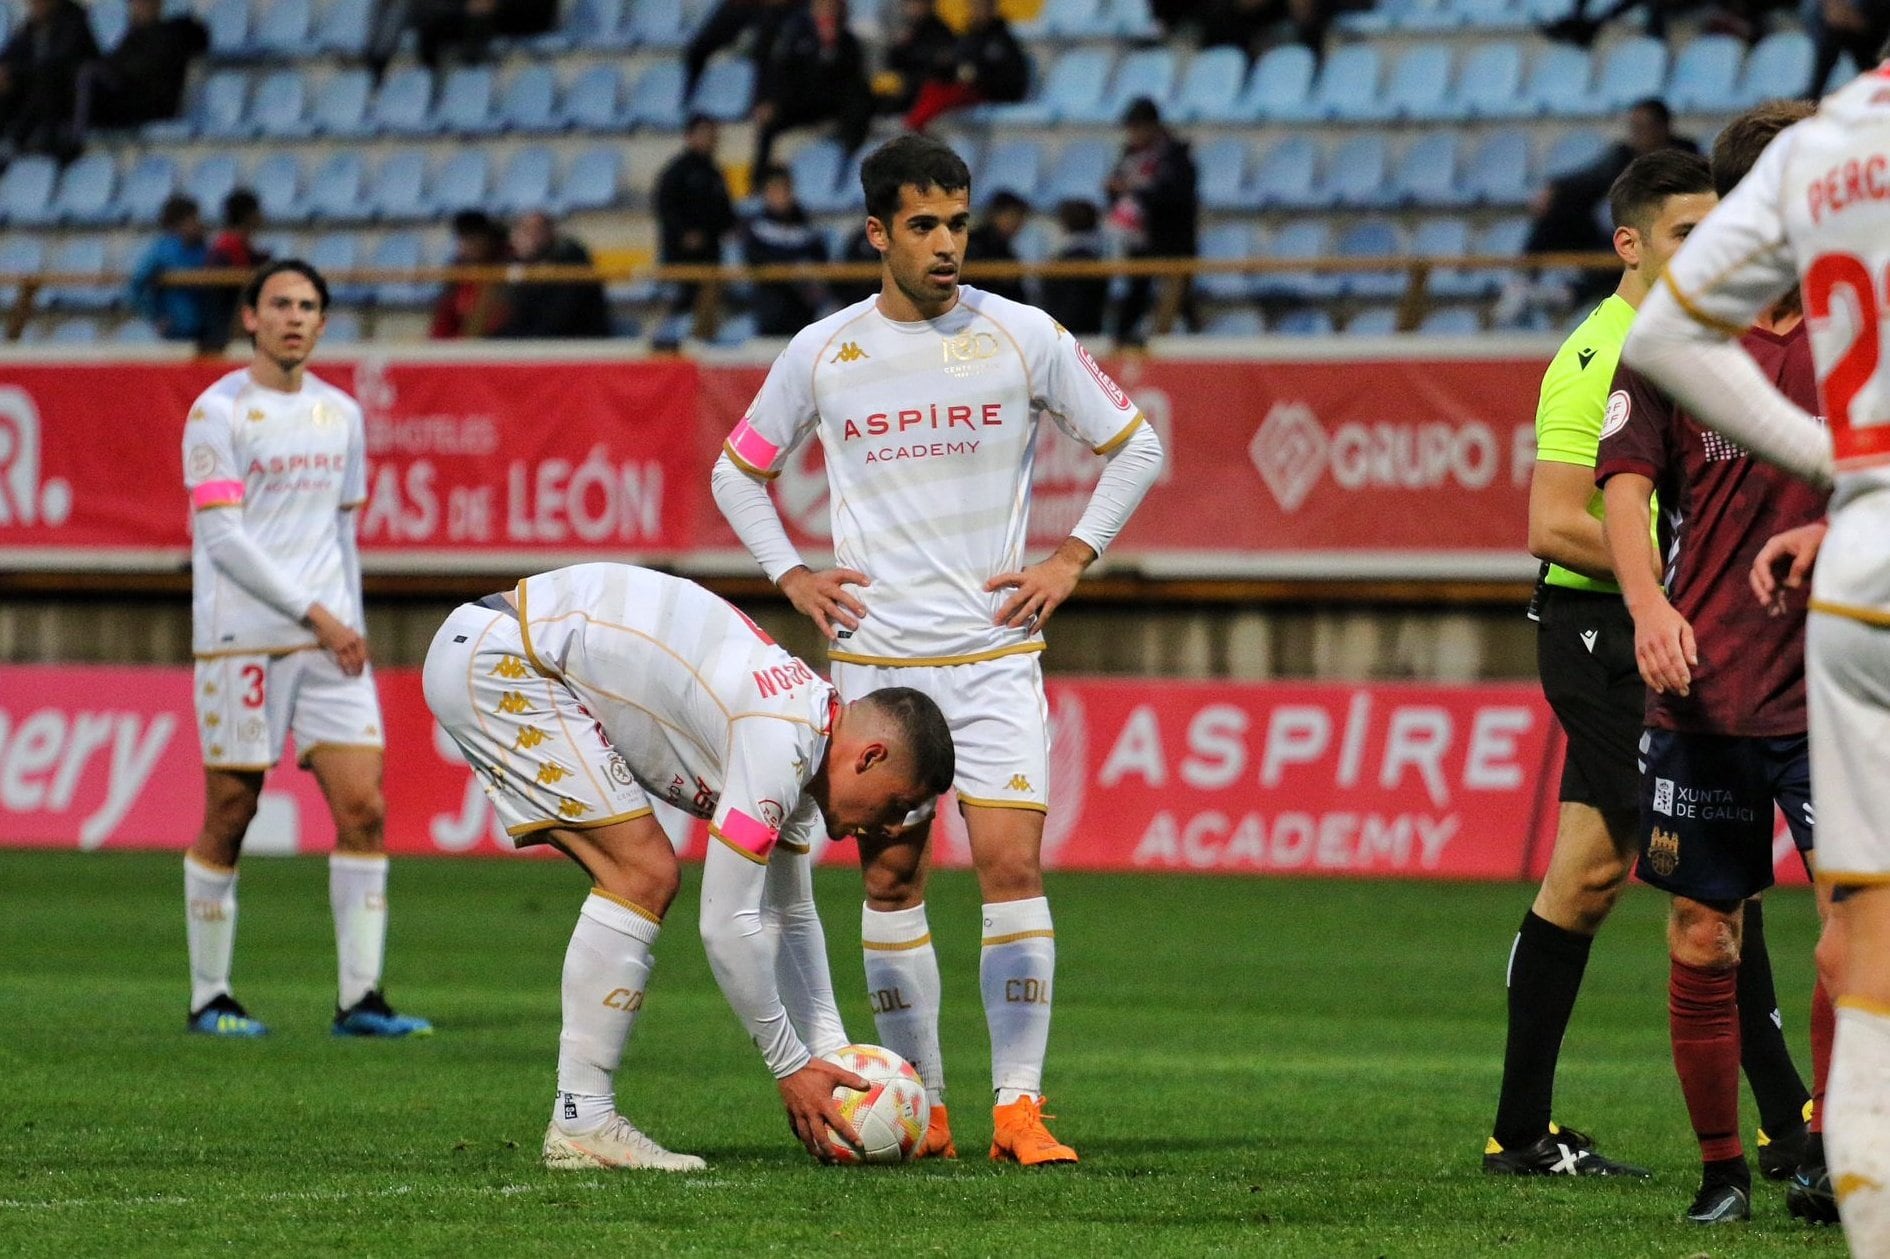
[[1494, 910, 1594, 1149], [1736, 899, 1811, 1138]]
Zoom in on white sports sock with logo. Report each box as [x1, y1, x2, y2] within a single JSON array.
[[184, 854, 238, 1013], [554, 891, 662, 1136], [329, 853, 389, 1010], [980, 897, 1055, 1100], [863, 903, 946, 1106], [1827, 1002, 1890, 1256]]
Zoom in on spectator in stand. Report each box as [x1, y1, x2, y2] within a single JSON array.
[[904, 0, 1028, 131], [1106, 97, 1198, 347], [1158, 0, 1338, 59], [655, 114, 738, 345], [198, 188, 270, 352], [129, 194, 208, 343], [0, 0, 97, 158], [369, 0, 558, 75], [965, 189, 1030, 304], [741, 164, 827, 336], [430, 209, 513, 339], [751, 0, 872, 172], [684, 0, 799, 97], [875, 0, 955, 114], [1039, 199, 1110, 337], [1807, 0, 1890, 98], [500, 210, 611, 338], [69, 0, 205, 138]]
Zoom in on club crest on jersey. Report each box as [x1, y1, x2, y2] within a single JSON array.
[[941, 332, 1000, 363], [830, 341, 869, 364], [1648, 826, 1680, 877], [246, 408, 266, 423]]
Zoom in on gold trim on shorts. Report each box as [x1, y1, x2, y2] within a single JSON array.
[[829, 642, 1046, 668]]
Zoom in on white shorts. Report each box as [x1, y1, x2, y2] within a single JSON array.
[[830, 650, 1048, 812], [1807, 610, 1890, 887], [421, 602, 652, 845], [194, 648, 384, 770]]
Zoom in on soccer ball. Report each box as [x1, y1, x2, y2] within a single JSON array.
[[823, 1043, 929, 1164]]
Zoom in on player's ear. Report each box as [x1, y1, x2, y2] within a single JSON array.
[[1613, 224, 1641, 269], [865, 216, 891, 253], [855, 741, 889, 775]]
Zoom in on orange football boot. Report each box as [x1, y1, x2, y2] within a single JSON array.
[[989, 1095, 1078, 1166], [916, 1103, 956, 1159]]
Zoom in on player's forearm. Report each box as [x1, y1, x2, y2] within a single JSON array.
[[763, 850, 848, 1059], [336, 509, 362, 605], [701, 847, 812, 1078], [195, 508, 315, 622], [711, 452, 806, 584], [1070, 418, 1163, 558], [1601, 477, 1665, 617]]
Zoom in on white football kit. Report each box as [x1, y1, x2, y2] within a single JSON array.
[[422, 562, 850, 1076], [714, 287, 1161, 810], [182, 368, 379, 770]]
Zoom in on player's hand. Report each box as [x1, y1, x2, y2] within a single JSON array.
[[777, 1059, 868, 1163], [779, 565, 870, 641], [305, 604, 368, 676], [986, 537, 1095, 631], [1750, 521, 1827, 617], [1632, 597, 1697, 697]]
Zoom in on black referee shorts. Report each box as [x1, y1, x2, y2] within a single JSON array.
[[1536, 585, 1643, 817]]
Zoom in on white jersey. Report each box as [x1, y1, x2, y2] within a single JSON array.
[[1656, 67, 1890, 613], [184, 368, 365, 656], [725, 287, 1145, 666], [515, 562, 835, 854]]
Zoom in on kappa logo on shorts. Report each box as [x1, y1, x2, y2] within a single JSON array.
[[1653, 777, 1675, 816], [515, 725, 548, 750], [497, 691, 530, 715], [1006, 774, 1033, 793], [490, 656, 529, 680], [204, 713, 221, 728], [1648, 826, 1680, 876], [558, 799, 591, 820], [535, 762, 572, 786]]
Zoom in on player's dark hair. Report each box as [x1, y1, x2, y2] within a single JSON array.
[[1607, 149, 1712, 231], [860, 133, 971, 225], [1711, 99, 1814, 196], [159, 194, 199, 230], [241, 258, 330, 313], [1629, 97, 1672, 127], [223, 188, 261, 228], [862, 687, 955, 797]]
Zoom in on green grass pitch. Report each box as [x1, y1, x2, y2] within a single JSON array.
[[0, 851, 1843, 1257]]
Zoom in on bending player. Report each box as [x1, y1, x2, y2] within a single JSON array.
[[1598, 101, 1833, 1225], [422, 562, 954, 1169], [181, 260, 430, 1039], [712, 133, 1164, 1164]]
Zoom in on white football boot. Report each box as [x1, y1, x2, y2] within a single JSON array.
[[542, 1116, 707, 1172]]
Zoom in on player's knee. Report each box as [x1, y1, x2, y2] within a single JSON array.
[[976, 859, 1042, 903], [1670, 900, 1741, 969], [1815, 918, 1847, 993], [332, 789, 386, 850], [203, 790, 259, 844], [861, 862, 920, 909]]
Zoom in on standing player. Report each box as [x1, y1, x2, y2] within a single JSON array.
[[1623, 64, 1890, 1256], [1598, 101, 1833, 1225], [181, 260, 431, 1040], [711, 134, 1165, 1164], [1490, 150, 1813, 1176], [422, 562, 954, 1168]]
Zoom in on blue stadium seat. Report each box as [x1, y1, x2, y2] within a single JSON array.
[[0, 157, 58, 227], [1464, 129, 1532, 205], [788, 139, 848, 214], [1413, 217, 1482, 298], [1517, 44, 1590, 118], [1257, 221, 1337, 300], [53, 154, 117, 226], [493, 145, 557, 214], [252, 0, 313, 58], [1250, 135, 1320, 210], [1584, 36, 1667, 116], [251, 67, 311, 137], [1273, 307, 1335, 337], [370, 149, 429, 220], [1454, 0, 1533, 31], [1395, 0, 1463, 31], [1541, 128, 1609, 180], [627, 0, 690, 49], [498, 64, 561, 132], [113, 318, 161, 344], [1103, 0, 1162, 38], [47, 318, 102, 343], [989, 48, 1114, 125], [1079, 47, 1176, 125], [250, 151, 303, 223], [1337, 219, 1407, 300], [205, 0, 249, 58], [1462, 215, 1530, 297], [434, 65, 499, 134], [369, 231, 429, 306], [321, 309, 363, 342], [305, 151, 367, 223], [1196, 136, 1253, 211], [565, 63, 623, 131], [48, 237, 112, 311], [1302, 44, 1382, 122], [430, 150, 489, 215], [369, 66, 435, 135], [1378, 43, 1453, 121], [712, 311, 758, 347], [317, 0, 372, 52], [199, 70, 250, 139], [689, 57, 754, 123], [306, 233, 364, 304], [1046, 0, 1107, 36], [1321, 134, 1390, 209], [1420, 307, 1484, 335], [1392, 132, 1467, 207], [311, 67, 373, 136], [115, 153, 178, 224], [1453, 41, 1524, 120], [979, 138, 1043, 204], [186, 154, 242, 214], [1041, 138, 1115, 206], [0, 237, 46, 305], [557, 0, 631, 49], [1739, 30, 1813, 105], [1235, 44, 1316, 122], [90, 0, 129, 50], [1668, 34, 1743, 113], [1345, 307, 1400, 336], [622, 60, 683, 130], [1200, 308, 1264, 338], [1197, 223, 1258, 300], [556, 146, 621, 213], [1171, 47, 1248, 123]]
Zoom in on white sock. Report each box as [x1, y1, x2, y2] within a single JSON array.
[[329, 853, 389, 1010], [185, 854, 238, 1013], [554, 891, 662, 1135], [980, 897, 1055, 1101], [863, 903, 946, 1107], [1828, 1002, 1890, 1256]]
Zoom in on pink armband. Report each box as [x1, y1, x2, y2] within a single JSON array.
[[726, 417, 781, 473], [191, 480, 245, 509], [713, 807, 780, 861]]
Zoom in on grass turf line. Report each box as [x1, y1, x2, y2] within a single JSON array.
[[0, 851, 1842, 1257]]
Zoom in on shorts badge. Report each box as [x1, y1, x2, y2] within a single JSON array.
[[1648, 826, 1681, 877]]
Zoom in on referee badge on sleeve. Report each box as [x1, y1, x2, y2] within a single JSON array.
[[1601, 390, 1631, 439]]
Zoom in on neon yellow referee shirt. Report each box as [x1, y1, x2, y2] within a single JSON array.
[[1534, 294, 1636, 594]]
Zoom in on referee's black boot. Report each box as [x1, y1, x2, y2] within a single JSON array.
[[1483, 1125, 1652, 1178]]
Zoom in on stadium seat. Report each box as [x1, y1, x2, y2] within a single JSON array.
[[433, 65, 499, 134], [1420, 306, 1484, 335], [115, 153, 178, 224], [979, 138, 1043, 204], [316, 0, 372, 53], [564, 63, 623, 131], [1541, 129, 1609, 180], [1171, 47, 1247, 122], [1344, 307, 1400, 336], [1515, 44, 1591, 118], [626, 0, 690, 49], [622, 60, 684, 130], [205, 0, 249, 58], [185, 154, 243, 215], [1102, 0, 1162, 38], [988, 48, 1114, 125], [251, 67, 311, 137], [1583, 36, 1668, 116], [249, 151, 303, 223], [0, 237, 47, 305], [305, 151, 367, 223], [1413, 217, 1483, 298], [1667, 34, 1743, 113], [1235, 44, 1316, 122], [1196, 136, 1253, 211], [46, 318, 102, 343], [497, 63, 561, 132], [1377, 43, 1453, 121], [712, 311, 757, 347], [369, 231, 430, 306], [688, 57, 754, 123], [429, 150, 490, 215], [370, 149, 430, 221], [311, 67, 374, 136], [1305, 44, 1383, 122], [1463, 129, 1532, 205], [1453, 41, 1524, 120], [1321, 133, 1391, 209], [1200, 307, 1264, 338], [306, 233, 364, 304], [1454, 0, 1534, 31], [1257, 221, 1337, 300], [1739, 30, 1813, 105], [46, 237, 112, 311], [251, 0, 314, 58], [1392, 132, 1467, 208], [788, 139, 848, 214], [1396, 0, 1463, 31], [1041, 138, 1115, 206], [556, 146, 621, 213], [1273, 307, 1335, 337], [52, 154, 117, 226], [492, 145, 557, 214], [1250, 135, 1321, 210], [1336, 219, 1408, 300], [112, 318, 161, 343], [0, 157, 58, 228], [369, 66, 436, 135], [321, 309, 364, 342], [90, 0, 129, 51], [1078, 47, 1176, 125], [1197, 223, 1258, 300], [1045, 0, 1107, 37], [198, 70, 250, 139]]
